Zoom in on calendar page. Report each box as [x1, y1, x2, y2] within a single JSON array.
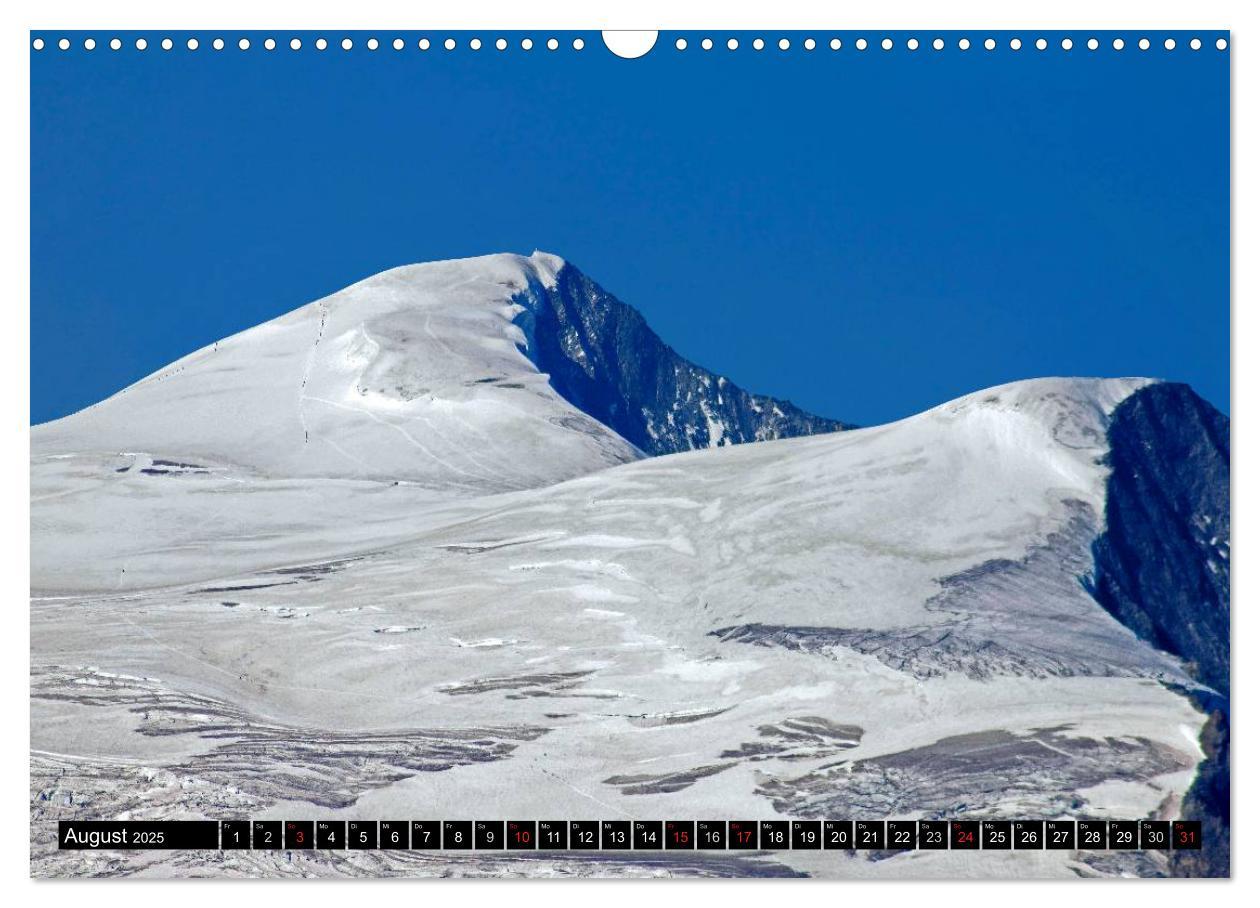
[[28, 26, 1229, 880]]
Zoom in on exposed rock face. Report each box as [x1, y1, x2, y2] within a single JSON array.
[[513, 263, 850, 455], [1089, 383, 1229, 695], [1086, 382, 1230, 877]]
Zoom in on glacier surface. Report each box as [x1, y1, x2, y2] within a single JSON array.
[[30, 253, 1225, 879]]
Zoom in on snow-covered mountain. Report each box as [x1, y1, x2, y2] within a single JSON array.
[[30, 253, 1229, 879], [32, 254, 639, 496], [32, 252, 844, 495]]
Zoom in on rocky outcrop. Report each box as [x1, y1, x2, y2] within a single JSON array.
[[513, 264, 850, 455]]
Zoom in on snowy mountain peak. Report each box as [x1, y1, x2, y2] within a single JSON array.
[[32, 252, 633, 494], [526, 250, 566, 287], [338, 250, 567, 302], [31, 251, 846, 492]]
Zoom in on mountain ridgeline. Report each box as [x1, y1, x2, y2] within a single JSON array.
[[511, 262, 851, 456]]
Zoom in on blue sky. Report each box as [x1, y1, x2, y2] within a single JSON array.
[[31, 31, 1229, 427]]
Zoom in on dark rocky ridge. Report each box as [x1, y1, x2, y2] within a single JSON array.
[[1086, 382, 1230, 877], [513, 263, 851, 455], [1088, 383, 1229, 695]]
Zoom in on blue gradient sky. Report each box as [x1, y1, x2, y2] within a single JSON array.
[[31, 31, 1229, 426]]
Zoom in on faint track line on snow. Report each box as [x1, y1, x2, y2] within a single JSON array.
[[297, 302, 328, 445]]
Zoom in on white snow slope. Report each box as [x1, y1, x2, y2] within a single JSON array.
[[30, 254, 1207, 880]]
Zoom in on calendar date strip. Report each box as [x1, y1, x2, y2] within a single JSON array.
[[58, 819, 1202, 852]]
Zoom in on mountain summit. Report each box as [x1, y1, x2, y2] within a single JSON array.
[[32, 252, 846, 493]]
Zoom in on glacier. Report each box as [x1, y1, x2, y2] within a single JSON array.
[[29, 252, 1229, 879]]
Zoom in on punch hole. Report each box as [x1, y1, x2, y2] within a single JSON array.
[[602, 31, 658, 59], [32, 37, 44, 50]]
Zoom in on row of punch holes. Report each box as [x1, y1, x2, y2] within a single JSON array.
[[32, 34, 1230, 54]]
